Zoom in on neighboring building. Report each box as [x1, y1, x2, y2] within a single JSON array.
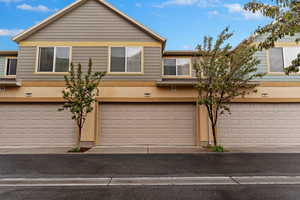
[[1, 0, 300, 148], [0, 51, 19, 86]]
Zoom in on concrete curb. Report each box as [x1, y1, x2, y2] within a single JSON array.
[[1, 176, 300, 187]]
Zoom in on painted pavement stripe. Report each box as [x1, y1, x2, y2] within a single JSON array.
[[232, 176, 300, 185], [110, 177, 234, 186], [0, 176, 300, 186]]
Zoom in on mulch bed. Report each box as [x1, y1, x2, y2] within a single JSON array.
[[68, 147, 91, 153]]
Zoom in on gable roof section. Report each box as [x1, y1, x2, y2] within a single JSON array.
[[13, 0, 166, 44]]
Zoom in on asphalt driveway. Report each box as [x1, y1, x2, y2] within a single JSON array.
[[1, 153, 300, 178]]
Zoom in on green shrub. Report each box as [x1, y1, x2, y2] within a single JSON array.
[[69, 147, 81, 153], [212, 145, 225, 152]]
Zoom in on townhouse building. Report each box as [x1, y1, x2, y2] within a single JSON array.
[[1, 0, 300, 148]]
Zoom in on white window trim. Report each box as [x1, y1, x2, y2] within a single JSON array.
[[4, 57, 17, 77], [283, 47, 300, 68], [108, 46, 144, 75], [35, 46, 72, 74], [162, 57, 192, 77]]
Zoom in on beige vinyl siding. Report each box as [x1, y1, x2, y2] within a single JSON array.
[[253, 33, 300, 81], [0, 103, 76, 147], [26, 0, 158, 42], [219, 103, 300, 147], [99, 103, 196, 146], [254, 33, 300, 43], [17, 46, 162, 81], [17, 46, 36, 81]]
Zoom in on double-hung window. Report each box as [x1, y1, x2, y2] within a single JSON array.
[[269, 47, 300, 73], [6, 58, 17, 76], [163, 58, 191, 76], [110, 47, 143, 73], [37, 47, 71, 73]]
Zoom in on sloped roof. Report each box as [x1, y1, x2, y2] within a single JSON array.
[[163, 50, 203, 57], [13, 0, 166, 43], [0, 51, 18, 56]]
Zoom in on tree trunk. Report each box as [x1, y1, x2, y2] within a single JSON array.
[[77, 127, 82, 149], [212, 124, 218, 146]]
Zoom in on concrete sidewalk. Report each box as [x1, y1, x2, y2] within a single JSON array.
[[0, 146, 206, 154], [1, 145, 300, 154], [87, 146, 300, 154], [228, 146, 300, 153], [87, 146, 206, 154], [0, 147, 71, 154]]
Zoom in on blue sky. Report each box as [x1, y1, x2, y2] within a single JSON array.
[[0, 0, 271, 51]]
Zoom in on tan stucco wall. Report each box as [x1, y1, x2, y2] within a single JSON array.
[[0, 86, 197, 98], [1, 83, 300, 145], [3, 85, 300, 99]]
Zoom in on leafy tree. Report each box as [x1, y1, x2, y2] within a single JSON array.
[[59, 59, 106, 149], [193, 28, 264, 146], [245, 0, 300, 73]]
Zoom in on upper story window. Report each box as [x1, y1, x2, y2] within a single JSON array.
[[6, 58, 17, 76], [37, 47, 71, 73], [163, 58, 191, 76], [110, 47, 143, 73], [268, 47, 300, 73]]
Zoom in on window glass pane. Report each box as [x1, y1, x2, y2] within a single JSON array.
[[269, 48, 284, 72], [163, 59, 176, 75], [111, 47, 125, 72], [283, 47, 300, 68], [55, 47, 70, 72], [127, 47, 142, 72], [7, 58, 17, 75], [177, 58, 190, 76], [38, 47, 54, 72]]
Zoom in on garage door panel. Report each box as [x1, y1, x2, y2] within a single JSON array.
[[102, 105, 194, 111], [100, 136, 194, 146], [236, 113, 300, 119], [101, 127, 194, 132], [220, 137, 300, 146], [0, 103, 76, 147], [99, 103, 195, 146], [0, 130, 74, 134], [220, 120, 300, 128], [222, 120, 300, 128], [219, 103, 300, 147], [101, 129, 194, 135], [102, 113, 193, 120], [102, 119, 193, 127]]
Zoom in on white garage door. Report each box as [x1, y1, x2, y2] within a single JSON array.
[[219, 103, 300, 147], [0, 103, 76, 147], [99, 103, 196, 146]]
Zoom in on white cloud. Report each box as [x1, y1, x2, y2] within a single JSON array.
[[154, 0, 220, 8], [224, 3, 264, 20], [224, 3, 242, 13], [0, 29, 23, 37], [183, 45, 193, 50], [17, 4, 53, 12], [135, 3, 142, 7], [208, 10, 219, 15]]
